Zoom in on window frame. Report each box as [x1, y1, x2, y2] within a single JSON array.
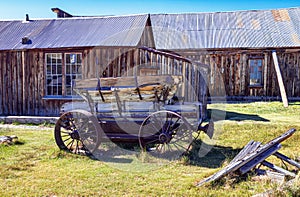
[[44, 52, 83, 99], [249, 56, 264, 87]]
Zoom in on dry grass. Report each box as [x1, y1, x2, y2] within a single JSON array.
[[0, 101, 299, 196]]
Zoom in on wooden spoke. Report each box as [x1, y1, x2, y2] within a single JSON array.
[[54, 110, 102, 155], [138, 110, 193, 161]]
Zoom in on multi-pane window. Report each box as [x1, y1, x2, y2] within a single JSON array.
[[65, 53, 82, 95], [249, 59, 263, 86], [46, 53, 63, 95], [46, 53, 82, 97]]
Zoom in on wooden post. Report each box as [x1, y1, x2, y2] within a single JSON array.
[[263, 52, 268, 96], [272, 51, 288, 107]]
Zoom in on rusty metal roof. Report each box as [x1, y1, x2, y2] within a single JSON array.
[[150, 7, 300, 50], [0, 14, 149, 50], [1, 7, 300, 51]]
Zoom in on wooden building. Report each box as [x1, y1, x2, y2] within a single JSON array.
[[1, 7, 300, 116], [0, 14, 207, 116], [150, 7, 300, 101]]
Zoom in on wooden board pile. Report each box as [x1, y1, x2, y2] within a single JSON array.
[[196, 128, 299, 186], [0, 135, 18, 145], [74, 75, 182, 103]]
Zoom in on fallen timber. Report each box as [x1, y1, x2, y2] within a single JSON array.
[[196, 128, 298, 187]]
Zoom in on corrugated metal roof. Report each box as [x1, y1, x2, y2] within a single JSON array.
[[1, 7, 300, 51], [0, 14, 149, 50], [150, 7, 300, 50]]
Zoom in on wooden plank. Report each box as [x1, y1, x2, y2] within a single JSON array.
[[274, 152, 300, 169], [139, 46, 192, 63], [263, 52, 268, 96], [7, 52, 13, 114], [238, 143, 282, 175], [196, 128, 296, 187], [75, 75, 182, 89], [12, 52, 17, 114], [261, 160, 296, 177], [272, 51, 288, 107], [0, 53, 3, 114], [3, 52, 8, 114], [229, 140, 261, 165]]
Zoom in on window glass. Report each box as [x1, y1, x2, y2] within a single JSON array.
[[249, 59, 263, 86], [46, 53, 63, 96], [45, 53, 82, 97], [65, 53, 82, 96]]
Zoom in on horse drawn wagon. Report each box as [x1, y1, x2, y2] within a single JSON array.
[[54, 48, 213, 161]]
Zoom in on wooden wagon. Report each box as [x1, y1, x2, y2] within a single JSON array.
[[54, 49, 213, 160]]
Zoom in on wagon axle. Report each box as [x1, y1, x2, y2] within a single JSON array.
[[158, 132, 172, 144], [69, 131, 80, 141]]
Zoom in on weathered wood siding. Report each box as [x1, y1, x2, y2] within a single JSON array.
[[0, 50, 64, 116], [0, 47, 207, 116], [178, 50, 300, 98]]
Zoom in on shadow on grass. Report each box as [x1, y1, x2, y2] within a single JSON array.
[[85, 139, 242, 168], [186, 139, 242, 168], [208, 109, 270, 122]]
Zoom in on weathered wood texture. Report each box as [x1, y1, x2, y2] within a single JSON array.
[[178, 50, 300, 98], [196, 128, 298, 187], [0, 50, 65, 116], [0, 47, 207, 116], [74, 75, 181, 103]]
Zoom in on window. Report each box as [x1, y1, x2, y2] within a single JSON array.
[[249, 58, 263, 86], [46, 53, 62, 96], [65, 53, 82, 95], [46, 53, 82, 97]]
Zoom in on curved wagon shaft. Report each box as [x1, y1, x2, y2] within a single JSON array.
[[54, 48, 213, 160]]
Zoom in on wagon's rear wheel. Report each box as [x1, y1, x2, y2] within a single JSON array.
[[138, 110, 193, 161], [54, 110, 101, 155]]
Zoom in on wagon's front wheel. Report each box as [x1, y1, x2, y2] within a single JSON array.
[[138, 110, 193, 161], [54, 110, 101, 155]]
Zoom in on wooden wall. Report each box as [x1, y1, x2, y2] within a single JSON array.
[[0, 47, 208, 116], [178, 49, 300, 99], [1, 46, 299, 116], [0, 50, 65, 116]]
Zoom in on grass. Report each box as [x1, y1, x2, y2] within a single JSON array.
[[0, 101, 299, 196]]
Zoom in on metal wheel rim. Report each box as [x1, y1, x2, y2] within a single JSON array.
[[54, 110, 101, 155], [138, 110, 193, 161]]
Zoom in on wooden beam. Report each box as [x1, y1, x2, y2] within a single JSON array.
[[274, 152, 300, 169], [261, 160, 296, 177], [196, 128, 296, 187], [272, 51, 288, 107], [75, 75, 182, 89], [238, 143, 282, 175]]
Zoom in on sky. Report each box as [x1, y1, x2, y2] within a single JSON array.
[[1, 0, 300, 20]]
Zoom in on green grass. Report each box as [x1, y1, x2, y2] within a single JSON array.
[[0, 101, 299, 196]]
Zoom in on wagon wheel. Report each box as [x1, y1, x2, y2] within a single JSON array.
[[138, 110, 193, 161], [54, 110, 101, 155]]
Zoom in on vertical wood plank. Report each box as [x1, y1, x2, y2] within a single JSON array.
[[272, 51, 288, 107], [0, 53, 4, 115], [12, 52, 18, 115], [0, 53, 4, 114], [263, 52, 268, 96], [22, 51, 27, 114], [3, 52, 8, 114], [38, 52, 44, 115]]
